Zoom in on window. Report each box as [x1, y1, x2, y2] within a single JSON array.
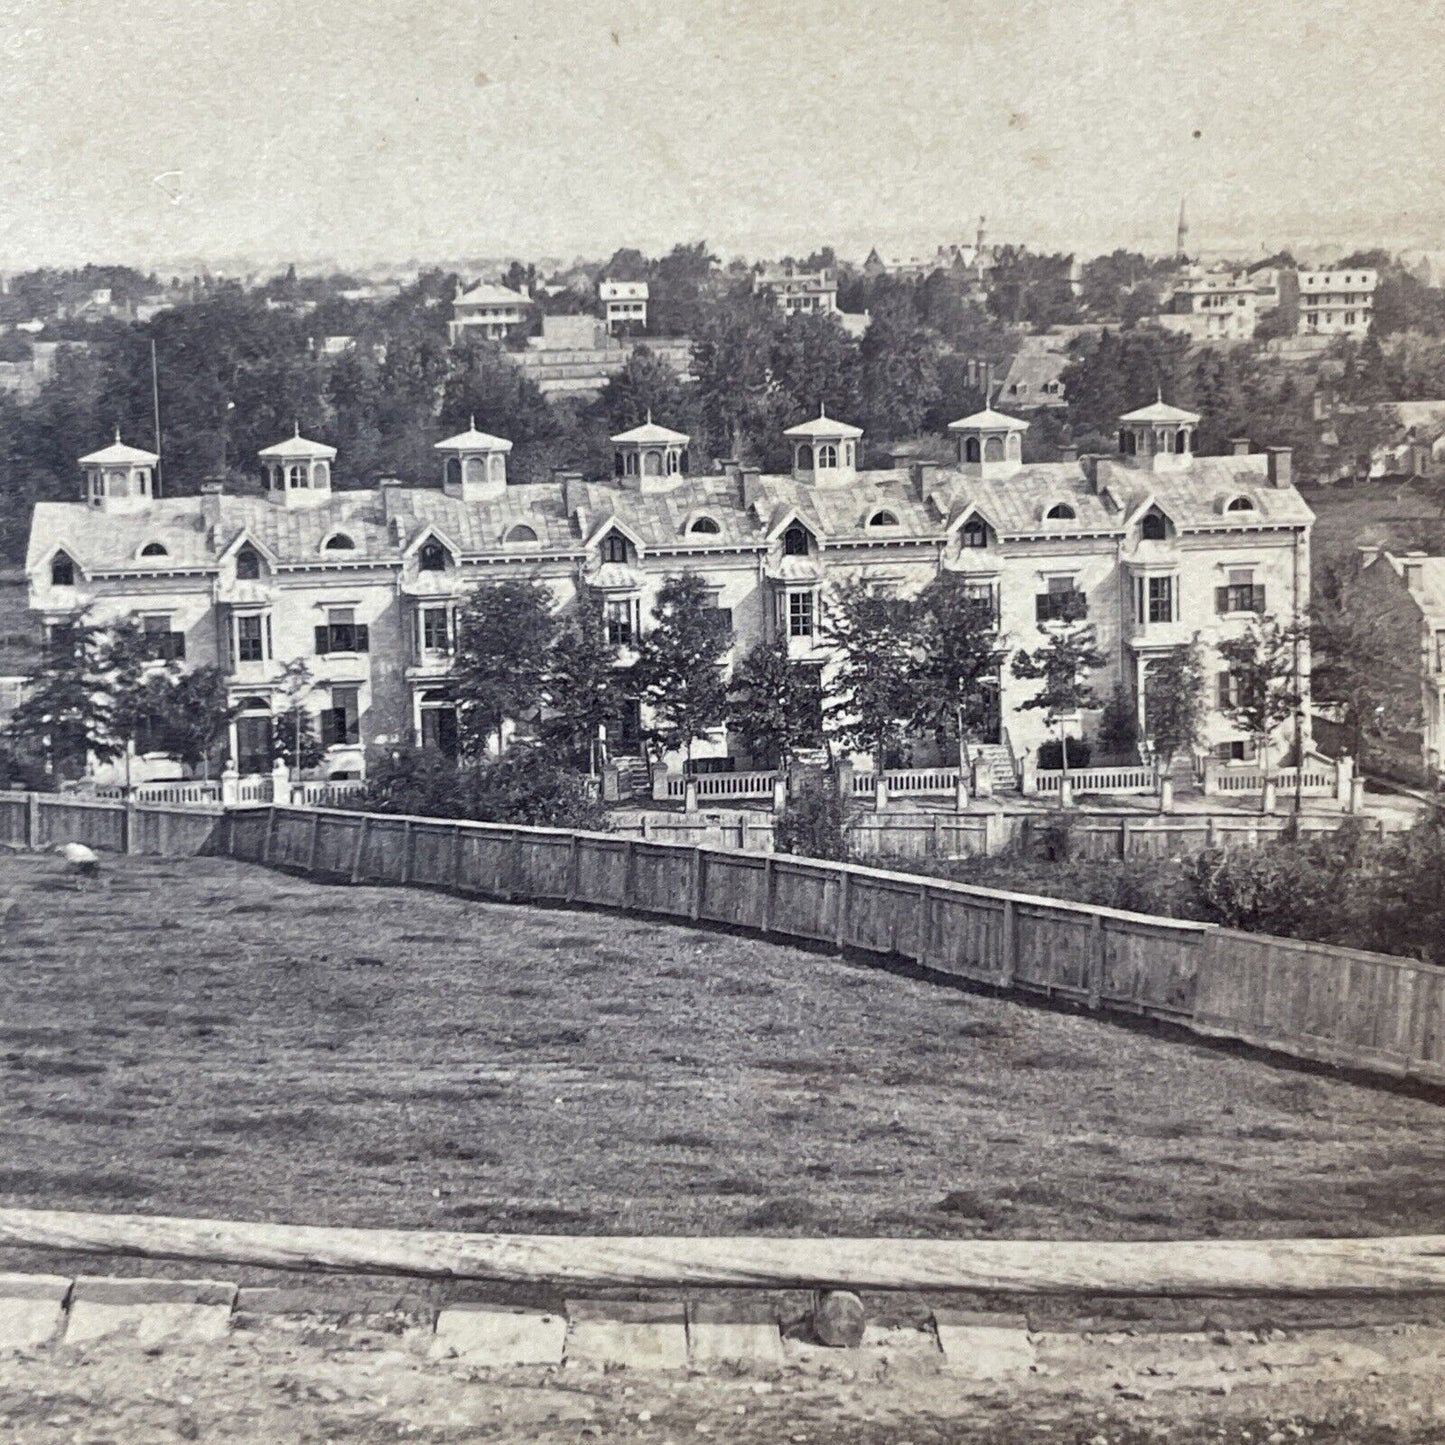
[[504, 524, 538, 544], [605, 598, 637, 647], [689, 516, 720, 535], [1436, 630, 1445, 674], [960, 517, 988, 548], [419, 541, 448, 572], [140, 541, 168, 558], [962, 581, 999, 626], [324, 533, 355, 551], [1134, 575, 1175, 625], [1225, 496, 1255, 512], [964, 436, 981, 463], [1045, 502, 1076, 522], [320, 685, 361, 748], [45, 622, 77, 657], [788, 590, 815, 638], [1216, 571, 1266, 614], [783, 525, 811, 557], [315, 607, 369, 654], [313, 461, 330, 488], [50, 552, 75, 587], [795, 444, 813, 471], [446, 456, 463, 489], [868, 510, 898, 527], [288, 464, 307, 489], [602, 532, 630, 565], [421, 605, 451, 654], [1036, 577, 1086, 623], [235, 546, 261, 581], [817, 443, 838, 469], [984, 436, 1005, 462], [1217, 671, 1240, 711], [1140, 511, 1167, 541], [235, 613, 267, 664], [141, 614, 185, 661]]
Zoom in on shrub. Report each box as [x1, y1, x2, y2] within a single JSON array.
[[775, 773, 852, 861], [1037, 738, 1092, 770]]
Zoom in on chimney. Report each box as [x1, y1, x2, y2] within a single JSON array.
[[739, 466, 762, 511], [554, 468, 586, 516], [1230, 437, 1251, 456], [1080, 453, 1106, 491], [1058, 444, 1078, 464], [888, 443, 917, 470], [377, 477, 403, 523], [199, 480, 223, 529], [1356, 542, 1382, 573], [910, 460, 939, 501], [1403, 555, 1426, 594], [1266, 446, 1293, 488]]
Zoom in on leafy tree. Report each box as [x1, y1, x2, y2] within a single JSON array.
[[1096, 682, 1140, 761], [728, 636, 823, 768], [272, 659, 325, 776], [821, 580, 923, 772], [594, 347, 694, 438], [154, 667, 235, 773], [1011, 605, 1105, 778], [1142, 637, 1209, 770], [774, 771, 852, 861], [5, 611, 112, 778], [1216, 614, 1307, 805], [635, 572, 731, 764], [858, 296, 940, 441], [986, 247, 1083, 328], [542, 593, 619, 771], [915, 575, 1007, 770], [453, 580, 557, 759]]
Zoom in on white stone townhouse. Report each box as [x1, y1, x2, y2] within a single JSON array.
[[24, 399, 1313, 784]]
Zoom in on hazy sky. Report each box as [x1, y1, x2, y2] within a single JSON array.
[[1, 0, 1441, 270]]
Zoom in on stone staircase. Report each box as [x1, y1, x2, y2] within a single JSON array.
[[973, 743, 1018, 791], [614, 756, 652, 800]]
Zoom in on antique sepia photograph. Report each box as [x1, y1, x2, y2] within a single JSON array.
[[2, 0, 1445, 1439]]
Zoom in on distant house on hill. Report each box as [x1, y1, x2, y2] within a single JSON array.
[[448, 281, 532, 344]]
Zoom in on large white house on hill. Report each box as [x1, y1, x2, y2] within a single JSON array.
[[26, 399, 1313, 782]]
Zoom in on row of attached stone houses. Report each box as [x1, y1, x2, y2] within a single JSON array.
[[24, 399, 1314, 784]]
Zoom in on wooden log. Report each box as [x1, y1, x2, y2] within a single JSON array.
[[812, 1289, 865, 1346], [7, 1209, 1445, 1296]]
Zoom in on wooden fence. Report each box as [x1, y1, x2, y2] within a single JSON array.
[[219, 803, 1445, 1089], [0, 791, 222, 857]]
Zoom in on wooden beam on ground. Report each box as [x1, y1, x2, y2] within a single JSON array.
[[3, 1209, 1445, 1296]]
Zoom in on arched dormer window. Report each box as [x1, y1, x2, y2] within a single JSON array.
[[465, 456, 487, 485], [1121, 430, 1137, 456], [868, 509, 898, 528], [965, 436, 981, 463], [287, 464, 307, 489], [50, 552, 75, 586], [602, 532, 630, 565], [1006, 432, 1021, 459], [643, 450, 662, 477], [624, 451, 638, 477], [689, 516, 721, 535], [419, 540, 449, 572], [1140, 511, 1168, 541], [324, 533, 356, 552], [504, 523, 538, 544], [140, 541, 168, 558], [961, 517, 988, 549], [845, 442, 855, 467], [445, 457, 463, 489], [313, 461, 330, 488], [796, 444, 814, 471], [1045, 502, 1077, 522], [1225, 495, 1255, 513], [665, 450, 679, 476], [783, 524, 811, 557], [817, 443, 838, 469], [1174, 429, 1190, 454], [235, 546, 261, 581], [984, 436, 1005, 462], [488, 454, 505, 482]]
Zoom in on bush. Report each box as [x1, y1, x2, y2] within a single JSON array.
[[775, 774, 852, 861], [1037, 738, 1092, 770]]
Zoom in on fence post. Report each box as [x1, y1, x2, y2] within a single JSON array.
[[834, 866, 850, 950], [262, 806, 277, 865], [915, 882, 931, 968], [306, 812, 322, 875], [348, 814, 369, 884], [760, 854, 775, 932], [689, 846, 703, 922], [511, 830, 526, 901], [566, 833, 580, 904], [122, 799, 137, 856], [25, 791, 39, 849], [400, 820, 414, 885], [622, 839, 637, 910], [1000, 898, 1017, 988], [1088, 913, 1105, 1010], [450, 824, 463, 891], [1119, 818, 1129, 860], [932, 813, 943, 857]]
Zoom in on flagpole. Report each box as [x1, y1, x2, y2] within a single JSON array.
[[150, 339, 163, 498]]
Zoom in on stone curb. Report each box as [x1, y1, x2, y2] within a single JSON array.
[[933, 1309, 1035, 1378], [565, 1299, 690, 1371], [0, 1273, 72, 1351], [65, 1277, 238, 1348]]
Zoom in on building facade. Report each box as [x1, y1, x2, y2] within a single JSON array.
[[599, 279, 648, 332], [448, 281, 532, 343], [1297, 269, 1376, 337], [1158, 269, 1260, 342], [753, 265, 838, 315], [26, 401, 1313, 783]]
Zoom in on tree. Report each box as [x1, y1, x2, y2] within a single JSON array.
[[858, 296, 940, 441], [1216, 615, 1306, 810], [594, 347, 694, 438], [452, 580, 557, 759], [634, 572, 731, 764], [821, 580, 923, 772], [1011, 603, 1105, 781], [153, 667, 235, 774], [915, 575, 1007, 770], [5, 611, 113, 779], [728, 636, 823, 768], [542, 593, 619, 771], [272, 659, 325, 777], [1142, 637, 1209, 772]]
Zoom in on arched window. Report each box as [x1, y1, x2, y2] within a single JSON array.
[[1175, 429, 1189, 454], [136, 469, 151, 494], [665, 449, 679, 475], [624, 451, 638, 476], [504, 524, 538, 544], [107, 469, 129, 497], [679, 448, 691, 475], [288, 464, 306, 489], [419, 541, 448, 572], [984, 436, 1005, 462], [445, 457, 463, 489], [1045, 502, 1076, 522], [796, 444, 814, 471], [1226, 495, 1255, 512], [613, 451, 625, 478], [868, 510, 898, 527], [489, 454, 506, 482], [965, 436, 981, 463], [140, 541, 168, 557], [1122, 430, 1137, 456], [845, 442, 855, 467], [312, 461, 330, 488], [643, 450, 662, 477], [817, 443, 838, 469], [1006, 432, 1021, 459], [50, 552, 75, 586], [602, 532, 629, 565], [783, 525, 811, 557], [465, 456, 487, 485], [324, 533, 356, 551], [235, 546, 261, 581], [961, 518, 988, 549], [1140, 511, 1167, 541], [689, 516, 721, 535]]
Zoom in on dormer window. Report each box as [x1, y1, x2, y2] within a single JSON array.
[[689, 516, 720, 535], [961, 518, 988, 549], [235, 546, 261, 581], [504, 524, 538, 544], [50, 552, 75, 586], [1140, 511, 1168, 541], [783, 525, 811, 557], [964, 437, 981, 463], [1226, 496, 1255, 512], [1045, 503, 1077, 522], [419, 541, 448, 572], [868, 510, 898, 528], [602, 532, 630, 565], [140, 541, 168, 558], [324, 533, 356, 551], [288, 464, 308, 489]]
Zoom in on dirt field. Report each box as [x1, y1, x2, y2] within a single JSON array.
[[3, 851, 1445, 1244]]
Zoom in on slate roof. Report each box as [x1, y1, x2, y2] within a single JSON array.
[[456, 282, 530, 308]]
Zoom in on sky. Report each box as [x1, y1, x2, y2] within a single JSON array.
[[0, 0, 1442, 271]]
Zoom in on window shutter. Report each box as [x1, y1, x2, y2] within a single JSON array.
[[355, 624, 370, 653], [315, 625, 329, 655], [173, 633, 186, 661], [1252, 586, 1266, 614], [1215, 586, 1228, 614]]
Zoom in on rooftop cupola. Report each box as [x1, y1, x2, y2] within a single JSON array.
[[435, 417, 512, 500], [946, 405, 1028, 478], [611, 411, 690, 492], [1116, 393, 1200, 472], [258, 426, 337, 507], [78, 432, 159, 514], [784, 405, 863, 486]]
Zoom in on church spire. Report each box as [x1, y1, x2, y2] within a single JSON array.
[[1176, 196, 1190, 260]]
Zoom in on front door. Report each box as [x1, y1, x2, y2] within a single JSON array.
[[236, 714, 273, 775]]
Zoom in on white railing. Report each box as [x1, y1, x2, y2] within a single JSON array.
[[292, 779, 366, 807], [1036, 766, 1156, 795], [95, 780, 222, 805], [852, 767, 962, 797], [667, 771, 779, 800], [237, 777, 276, 804], [1204, 757, 1339, 798]]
